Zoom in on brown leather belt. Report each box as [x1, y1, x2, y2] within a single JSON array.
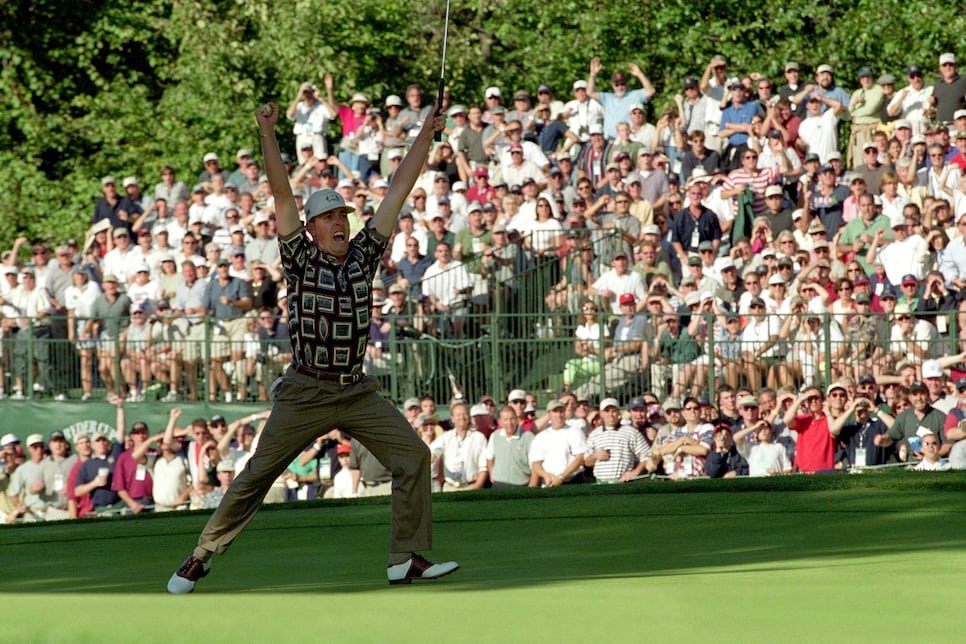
[[293, 364, 362, 385]]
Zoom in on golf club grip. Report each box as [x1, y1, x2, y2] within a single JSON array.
[[434, 76, 444, 142]]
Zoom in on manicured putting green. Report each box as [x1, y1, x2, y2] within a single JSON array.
[[2, 473, 964, 642]]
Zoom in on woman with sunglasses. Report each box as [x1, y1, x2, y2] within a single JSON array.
[[657, 396, 713, 480]]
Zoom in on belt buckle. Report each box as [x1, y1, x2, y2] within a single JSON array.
[[339, 372, 356, 386]]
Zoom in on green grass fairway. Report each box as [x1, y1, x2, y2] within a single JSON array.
[[3, 474, 966, 642]]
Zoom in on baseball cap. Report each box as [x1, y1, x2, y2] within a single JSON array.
[[599, 397, 620, 411], [738, 395, 759, 407], [217, 459, 236, 473], [826, 383, 847, 396], [921, 359, 943, 379], [901, 274, 918, 286], [765, 185, 784, 198], [470, 403, 489, 417], [304, 189, 353, 221], [337, 443, 352, 455], [909, 381, 928, 394], [403, 398, 421, 410], [546, 400, 565, 413], [572, 79, 588, 90], [0, 433, 19, 447], [939, 53, 956, 66], [956, 377, 966, 392], [619, 293, 636, 305], [816, 64, 834, 74], [508, 389, 527, 403], [26, 434, 45, 447], [484, 86, 502, 99], [628, 396, 647, 410]]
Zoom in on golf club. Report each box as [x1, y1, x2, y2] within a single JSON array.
[[434, 0, 451, 142]]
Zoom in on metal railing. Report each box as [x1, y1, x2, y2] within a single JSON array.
[[1, 309, 959, 404]]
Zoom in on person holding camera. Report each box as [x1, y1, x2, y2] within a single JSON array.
[[285, 76, 336, 159]]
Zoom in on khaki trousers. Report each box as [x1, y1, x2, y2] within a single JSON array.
[[194, 367, 432, 560]]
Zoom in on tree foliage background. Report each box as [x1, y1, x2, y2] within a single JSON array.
[[0, 0, 962, 255]]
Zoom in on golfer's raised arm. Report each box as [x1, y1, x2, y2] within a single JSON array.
[[372, 108, 446, 238], [255, 103, 300, 238]]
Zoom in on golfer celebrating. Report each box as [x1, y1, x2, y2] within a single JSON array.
[[168, 100, 458, 593]]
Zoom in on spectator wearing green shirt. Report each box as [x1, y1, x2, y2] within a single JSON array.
[[836, 193, 892, 274], [652, 313, 701, 400]]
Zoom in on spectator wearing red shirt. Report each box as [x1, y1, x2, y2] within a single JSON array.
[[466, 166, 495, 206], [111, 420, 154, 513], [781, 386, 839, 473], [65, 433, 94, 518]]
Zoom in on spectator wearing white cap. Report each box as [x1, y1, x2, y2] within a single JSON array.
[[584, 398, 652, 483], [101, 227, 137, 286], [198, 152, 231, 185], [243, 211, 279, 266], [126, 263, 160, 316], [0, 433, 22, 514], [529, 399, 587, 487], [560, 79, 605, 146], [931, 53, 966, 125], [5, 433, 53, 522]]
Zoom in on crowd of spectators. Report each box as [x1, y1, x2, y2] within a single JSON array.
[[2, 52, 966, 495], [5, 366, 966, 522]]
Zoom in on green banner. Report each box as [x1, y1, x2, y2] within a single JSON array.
[[0, 402, 272, 443]]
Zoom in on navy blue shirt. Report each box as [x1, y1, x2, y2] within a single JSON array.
[[671, 207, 722, 254], [75, 442, 124, 508]]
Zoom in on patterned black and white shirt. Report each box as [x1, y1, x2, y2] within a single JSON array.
[[280, 226, 387, 372]]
